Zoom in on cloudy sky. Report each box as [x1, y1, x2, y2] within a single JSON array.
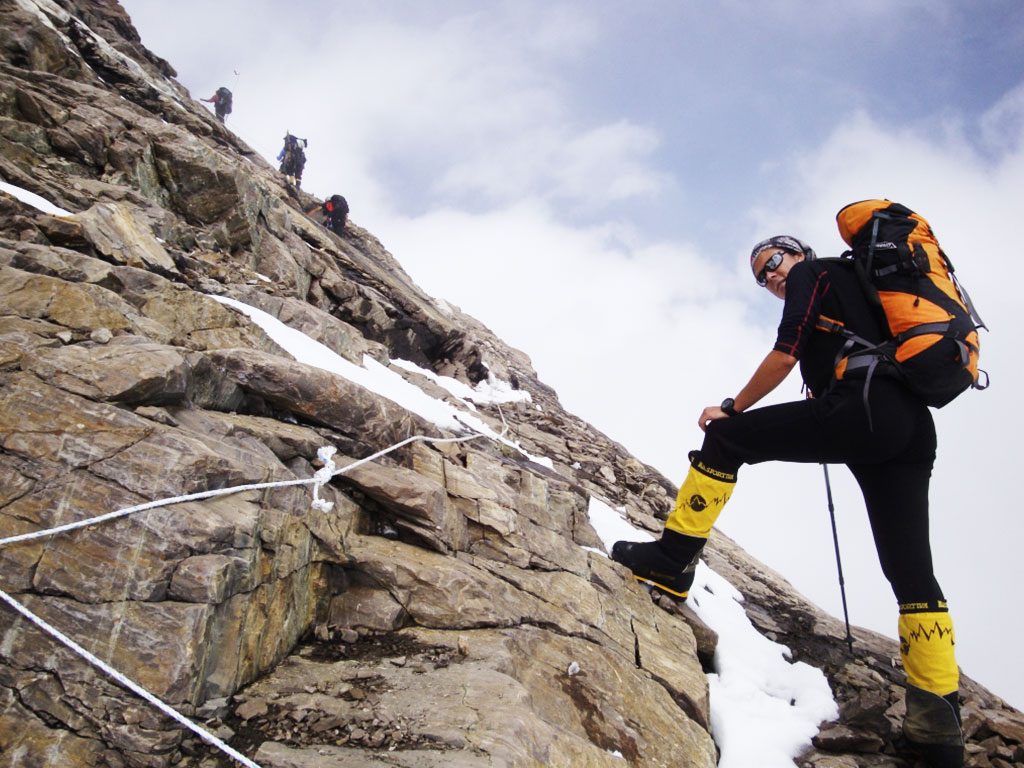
[[120, 0, 1024, 709]]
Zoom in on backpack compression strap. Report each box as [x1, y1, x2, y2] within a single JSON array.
[[816, 313, 896, 431]]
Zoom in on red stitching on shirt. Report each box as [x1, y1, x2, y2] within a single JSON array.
[[777, 271, 831, 357]]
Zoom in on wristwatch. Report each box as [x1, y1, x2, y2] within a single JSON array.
[[720, 397, 737, 417]]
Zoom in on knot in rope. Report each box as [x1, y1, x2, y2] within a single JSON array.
[[311, 445, 337, 512]]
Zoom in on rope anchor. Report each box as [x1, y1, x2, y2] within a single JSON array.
[[311, 445, 338, 512]]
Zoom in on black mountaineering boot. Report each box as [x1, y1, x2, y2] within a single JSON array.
[[611, 529, 704, 601], [899, 605, 962, 767], [903, 685, 964, 768]]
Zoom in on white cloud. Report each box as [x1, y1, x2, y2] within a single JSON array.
[[438, 119, 670, 212], [980, 82, 1024, 155]]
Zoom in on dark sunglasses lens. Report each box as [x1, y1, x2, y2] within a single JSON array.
[[756, 251, 783, 286]]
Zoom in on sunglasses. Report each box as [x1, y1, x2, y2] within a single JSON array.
[[755, 250, 785, 287]]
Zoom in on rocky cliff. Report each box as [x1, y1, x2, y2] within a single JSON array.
[[1, 2, 1023, 767]]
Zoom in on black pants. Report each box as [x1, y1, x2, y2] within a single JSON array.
[[700, 378, 943, 606]]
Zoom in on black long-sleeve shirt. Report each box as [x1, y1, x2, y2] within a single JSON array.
[[773, 259, 884, 397]]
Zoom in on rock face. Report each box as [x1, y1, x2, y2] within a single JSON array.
[[0, 3, 1021, 768]]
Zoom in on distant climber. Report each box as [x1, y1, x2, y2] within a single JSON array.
[[277, 133, 307, 188], [201, 87, 232, 122], [307, 195, 348, 235]]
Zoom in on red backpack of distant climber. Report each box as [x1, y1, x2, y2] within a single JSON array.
[[826, 200, 987, 407]]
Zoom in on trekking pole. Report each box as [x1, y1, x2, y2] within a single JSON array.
[[822, 463, 856, 653]]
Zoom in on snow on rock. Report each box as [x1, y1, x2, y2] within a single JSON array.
[[0, 179, 75, 217], [588, 494, 838, 768]]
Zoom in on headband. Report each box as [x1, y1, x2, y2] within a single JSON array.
[[749, 235, 817, 268]]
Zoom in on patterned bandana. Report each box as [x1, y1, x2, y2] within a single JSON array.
[[749, 235, 817, 271]]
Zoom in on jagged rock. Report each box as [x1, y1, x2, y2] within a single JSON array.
[[812, 722, 886, 753], [35, 213, 89, 247], [0, 3, 1020, 768], [674, 601, 719, 669], [76, 201, 178, 273], [328, 585, 407, 633], [168, 553, 256, 603], [978, 708, 1024, 744], [0, 264, 135, 332], [22, 337, 190, 404], [339, 459, 466, 553]]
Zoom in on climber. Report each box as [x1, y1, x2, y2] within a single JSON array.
[[611, 234, 965, 767], [277, 133, 307, 188], [307, 195, 348, 235], [201, 87, 232, 122]]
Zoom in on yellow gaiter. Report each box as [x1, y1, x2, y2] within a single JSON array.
[[899, 604, 959, 696], [664, 458, 736, 539]]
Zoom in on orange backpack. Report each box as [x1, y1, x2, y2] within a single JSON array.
[[822, 200, 987, 408]]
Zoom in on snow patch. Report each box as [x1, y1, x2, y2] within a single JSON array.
[[586, 495, 838, 768], [0, 179, 74, 217], [211, 296, 552, 469], [391, 358, 531, 407]]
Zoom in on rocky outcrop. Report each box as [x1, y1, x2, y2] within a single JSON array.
[[1, 2, 1022, 768]]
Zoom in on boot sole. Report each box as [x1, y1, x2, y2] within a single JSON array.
[[632, 574, 689, 602]]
